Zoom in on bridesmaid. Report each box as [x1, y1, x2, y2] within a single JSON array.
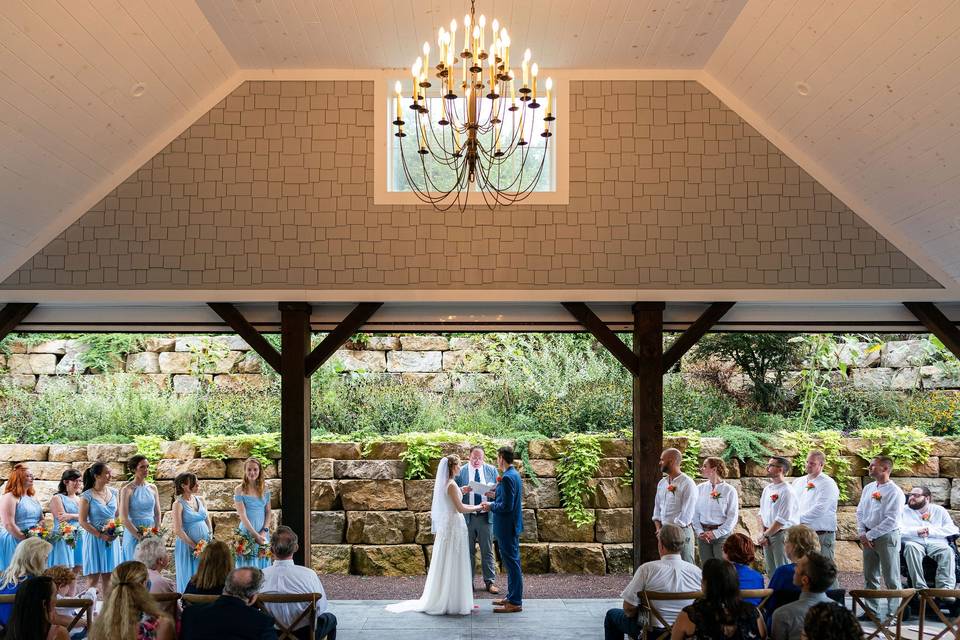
[[78, 461, 122, 599], [172, 472, 211, 594], [0, 464, 43, 571], [233, 458, 272, 569], [119, 455, 161, 562], [48, 468, 83, 571]]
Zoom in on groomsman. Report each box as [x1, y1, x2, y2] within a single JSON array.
[[902, 486, 959, 591], [791, 450, 840, 562], [756, 456, 798, 575], [455, 446, 500, 594], [653, 448, 697, 564], [856, 456, 905, 620]]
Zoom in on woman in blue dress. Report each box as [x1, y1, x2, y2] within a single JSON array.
[[233, 457, 272, 569], [119, 455, 162, 562], [78, 461, 122, 599], [47, 468, 83, 571], [173, 472, 211, 594], [0, 463, 44, 572]]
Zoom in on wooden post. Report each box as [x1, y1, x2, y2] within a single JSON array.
[[280, 302, 312, 566], [904, 302, 960, 360], [0, 303, 37, 341], [633, 302, 664, 568]]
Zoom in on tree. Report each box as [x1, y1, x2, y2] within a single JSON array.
[[690, 333, 800, 411]]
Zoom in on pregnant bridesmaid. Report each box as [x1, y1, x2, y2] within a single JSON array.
[[233, 458, 272, 569], [173, 472, 211, 594], [119, 455, 161, 562], [79, 462, 122, 599], [48, 468, 83, 571], [0, 464, 43, 572]]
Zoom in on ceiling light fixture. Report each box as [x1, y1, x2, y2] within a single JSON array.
[[795, 81, 810, 96], [393, 0, 555, 210], [131, 82, 147, 98]]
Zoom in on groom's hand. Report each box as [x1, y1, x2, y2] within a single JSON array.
[[480, 503, 490, 512], [461, 486, 472, 495]]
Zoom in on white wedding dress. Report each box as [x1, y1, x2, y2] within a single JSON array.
[[386, 458, 473, 615]]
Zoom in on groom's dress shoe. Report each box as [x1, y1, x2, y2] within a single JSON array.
[[492, 598, 507, 606], [494, 603, 522, 614]]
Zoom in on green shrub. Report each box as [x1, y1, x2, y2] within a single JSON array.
[[663, 375, 738, 432], [701, 425, 771, 463], [555, 433, 604, 527], [854, 426, 933, 471]]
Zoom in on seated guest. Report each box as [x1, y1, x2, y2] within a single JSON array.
[[133, 538, 179, 618], [0, 537, 52, 626], [181, 567, 278, 640], [771, 553, 838, 640], [88, 561, 174, 640], [184, 540, 234, 599], [766, 525, 820, 621], [43, 566, 88, 637], [261, 526, 337, 640], [0, 575, 68, 640], [604, 524, 703, 640], [723, 533, 765, 604], [802, 603, 864, 640], [902, 486, 959, 590], [672, 558, 766, 640]]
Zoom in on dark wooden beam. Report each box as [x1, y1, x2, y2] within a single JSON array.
[[0, 303, 37, 342], [661, 302, 735, 373], [304, 302, 382, 376], [633, 302, 665, 568], [904, 302, 960, 360], [279, 302, 312, 566], [561, 302, 640, 377], [207, 303, 282, 373]]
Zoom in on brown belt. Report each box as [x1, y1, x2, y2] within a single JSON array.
[[702, 524, 721, 532], [816, 530, 834, 535]]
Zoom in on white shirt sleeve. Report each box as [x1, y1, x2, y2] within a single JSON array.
[[717, 484, 739, 539], [772, 484, 796, 527], [867, 485, 903, 541], [692, 484, 705, 536], [621, 565, 649, 606], [653, 479, 664, 522], [676, 476, 697, 528], [933, 506, 960, 539], [856, 486, 869, 536]]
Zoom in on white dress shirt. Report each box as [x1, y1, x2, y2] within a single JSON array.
[[620, 554, 703, 625], [261, 559, 329, 630], [901, 503, 959, 548], [469, 462, 495, 503], [759, 481, 798, 529], [856, 481, 905, 541], [792, 473, 839, 532], [692, 481, 738, 538], [653, 473, 697, 528]]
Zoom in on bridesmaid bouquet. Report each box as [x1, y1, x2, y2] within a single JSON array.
[[193, 539, 208, 559], [101, 519, 124, 546], [59, 523, 78, 549], [22, 523, 62, 544], [137, 525, 167, 540], [233, 528, 271, 560]]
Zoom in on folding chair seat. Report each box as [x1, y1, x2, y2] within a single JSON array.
[[918, 588, 960, 640], [640, 590, 703, 640], [849, 588, 916, 640], [257, 592, 320, 640]]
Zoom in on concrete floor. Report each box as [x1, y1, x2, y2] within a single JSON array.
[[330, 598, 620, 640]]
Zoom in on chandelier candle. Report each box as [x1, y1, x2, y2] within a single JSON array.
[[395, 0, 557, 209]]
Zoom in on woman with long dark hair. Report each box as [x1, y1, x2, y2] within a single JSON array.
[[78, 462, 122, 599], [172, 473, 211, 594], [0, 575, 68, 640], [671, 558, 765, 640], [0, 464, 44, 571], [119, 455, 161, 562], [47, 469, 83, 571]]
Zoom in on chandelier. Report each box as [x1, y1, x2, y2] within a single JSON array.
[[392, 0, 555, 210]]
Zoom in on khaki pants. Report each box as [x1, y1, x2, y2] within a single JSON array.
[[697, 534, 728, 566], [680, 526, 695, 564], [817, 531, 839, 589], [903, 540, 956, 590], [763, 530, 788, 576], [863, 531, 902, 619]]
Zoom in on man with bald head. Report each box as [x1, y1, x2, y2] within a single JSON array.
[[653, 447, 697, 564]]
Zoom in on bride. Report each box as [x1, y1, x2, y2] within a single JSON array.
[[386, 454, 483, 615]]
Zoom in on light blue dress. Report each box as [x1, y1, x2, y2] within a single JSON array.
[[175, 496, 210, 593], [122, 483, 158, 562], [48, 494, 83, 568], [234, 490, 271, 569], [0, 495, 43, 571], [80, 488, 122, 575]]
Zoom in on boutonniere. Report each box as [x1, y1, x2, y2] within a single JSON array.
[[872, 491, 882, 502], [806, 482, 816, 491], [667, 484, 677, 493], [710, 490, 721, 501], [770, 493, 780, 503], [496, 475, 502, 483], [922, 512, 931, 521]]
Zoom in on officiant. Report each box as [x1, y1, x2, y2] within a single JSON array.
[[455, 445, 500, 594]]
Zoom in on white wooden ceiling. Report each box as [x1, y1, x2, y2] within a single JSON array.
[[2, 0, 960, 293], [195, 0, 747, 70]]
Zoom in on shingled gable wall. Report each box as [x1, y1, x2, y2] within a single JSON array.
[[3, 80, 939, 290]]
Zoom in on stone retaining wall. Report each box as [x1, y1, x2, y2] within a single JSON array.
[[2, 435, 959, 576]]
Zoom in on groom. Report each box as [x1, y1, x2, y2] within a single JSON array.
[[481, 445, 523, 613]]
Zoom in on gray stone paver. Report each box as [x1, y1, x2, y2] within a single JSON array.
[[331, 598, 618, 639]]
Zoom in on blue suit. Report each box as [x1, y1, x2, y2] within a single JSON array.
[[455, 463, 499, 585], [489, 465, 523, 606]]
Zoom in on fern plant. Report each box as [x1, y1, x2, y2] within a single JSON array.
[[702, 425, 772, 463]]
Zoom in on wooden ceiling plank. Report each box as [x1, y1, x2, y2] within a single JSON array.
[[173, 0, 237, 79], [135, 0, 227, 91]]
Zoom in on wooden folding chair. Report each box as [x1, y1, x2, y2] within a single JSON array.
[[918, 588, 960, 640], [0, 595, 94, 631], [850, 588, 917, 640], [257, 592, 319, 640], [151, 591, 182, 620], [740, 589, 774, 617], [640, 590, 703, 640], [181, 593, 219, 607]]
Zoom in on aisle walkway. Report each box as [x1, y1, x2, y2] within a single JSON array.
[[331, 598, 619, 640]]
